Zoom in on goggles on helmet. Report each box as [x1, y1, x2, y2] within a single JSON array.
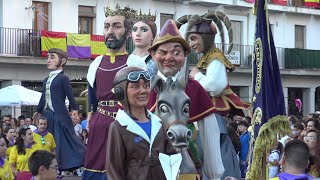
[[114, 70, 151, 85], [127, 71, 151, 82]]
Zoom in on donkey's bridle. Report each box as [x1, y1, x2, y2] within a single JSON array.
[[164, 120, 187, 131]]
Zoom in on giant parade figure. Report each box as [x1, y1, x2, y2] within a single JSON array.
[[83, 4, 135, 180], [33, 48, 85, 175], [175, 11, 251, 179], [147, 19, 225, 180]]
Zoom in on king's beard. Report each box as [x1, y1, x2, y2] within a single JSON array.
[[105, 32, 127, 50]]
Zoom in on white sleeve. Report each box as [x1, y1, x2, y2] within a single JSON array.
[[194, 60, 228, 96], [198, 113, 225, 179]]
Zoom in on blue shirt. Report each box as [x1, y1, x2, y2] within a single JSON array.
[[135, 121, 152, 138], [81, 120, 87, 130], [240, 131, 250, 161]]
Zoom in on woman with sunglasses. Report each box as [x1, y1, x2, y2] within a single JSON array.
[[0, 136, 14, 180], [9, 126, 40, 177], [126, 11, 158, 77], [3, 127, 15, 159], [304, 129, 320, 178], [106, 67, 175, 179]]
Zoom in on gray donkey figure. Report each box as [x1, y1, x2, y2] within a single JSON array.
[[151, 62, 200, 179]]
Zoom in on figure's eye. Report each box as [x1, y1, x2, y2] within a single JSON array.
[[160, 104, 169, 113], [173, 50, 180, 56], [183, 104, 189, 114]]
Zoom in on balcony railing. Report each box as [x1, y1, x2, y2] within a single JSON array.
[[188, 43, 285, 69], [2, 27, 319, 70], [0, 27, 41, 56]]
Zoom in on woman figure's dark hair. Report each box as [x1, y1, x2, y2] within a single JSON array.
[[16, 126, 31, 155]]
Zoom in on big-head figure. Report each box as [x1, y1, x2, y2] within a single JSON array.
[[83, 4, 136, 180], [147, 20, 226, 180]]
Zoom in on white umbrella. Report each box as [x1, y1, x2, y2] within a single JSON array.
[[0, 85, 41, 106]]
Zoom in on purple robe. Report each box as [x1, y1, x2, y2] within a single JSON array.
[[83, 54, 127, 179]]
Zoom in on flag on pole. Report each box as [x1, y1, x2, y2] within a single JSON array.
[[90, 35, 108, 59], [67, 33, 91, 59], [246, 0, 291, 179], [41, 30, 67, 57]]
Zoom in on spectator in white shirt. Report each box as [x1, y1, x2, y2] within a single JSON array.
[[72, 115, 82, 137]]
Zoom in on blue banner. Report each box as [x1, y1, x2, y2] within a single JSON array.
[[251, 0, 286, 137]]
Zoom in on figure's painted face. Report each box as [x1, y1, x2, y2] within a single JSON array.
[[104, 16, 127, 49], [188, 33, 204, 54], [0, 138, 7, 157], [150, 42, 185, 77], [127, 79, 151, 110], [132, 21, 154, 49], [47, 53, 64, 70]]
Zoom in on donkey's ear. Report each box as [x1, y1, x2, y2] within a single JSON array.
[[176, 59, 189, 89], [151, 75, 164, 94]]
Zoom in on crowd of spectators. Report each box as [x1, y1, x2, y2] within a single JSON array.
[[225, 112, 320, 179], [0, 112, 88, 179]]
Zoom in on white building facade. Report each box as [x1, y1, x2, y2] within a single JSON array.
[[0, 0, 320, 117]]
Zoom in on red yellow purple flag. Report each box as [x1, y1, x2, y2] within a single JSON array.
[[90, 35, 108, 59], [41, 30, 67, 57], [67, 33, 91, 59]]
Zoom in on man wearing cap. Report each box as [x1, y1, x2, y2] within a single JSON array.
[[33, 48, 85, 175], [83, 4, 135, 180], [147, 19, 225, 180]]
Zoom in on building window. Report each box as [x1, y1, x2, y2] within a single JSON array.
[[295, 25, 305, 49], [79, 6, 95, 34], [160, 13, 173, 29], [33, 1, 49, 30]]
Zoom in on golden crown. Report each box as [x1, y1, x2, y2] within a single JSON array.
[[135, 9, 156, 22], [104, 4, 137, 19]]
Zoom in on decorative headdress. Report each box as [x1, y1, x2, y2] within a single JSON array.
[[149, 20, 190, 53], [175, 10, 233, 54], [104, 3, 136, 19], [135, 9, 156, 22]]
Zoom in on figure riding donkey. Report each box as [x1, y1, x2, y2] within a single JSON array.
[[148, 19, 229, 180]]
